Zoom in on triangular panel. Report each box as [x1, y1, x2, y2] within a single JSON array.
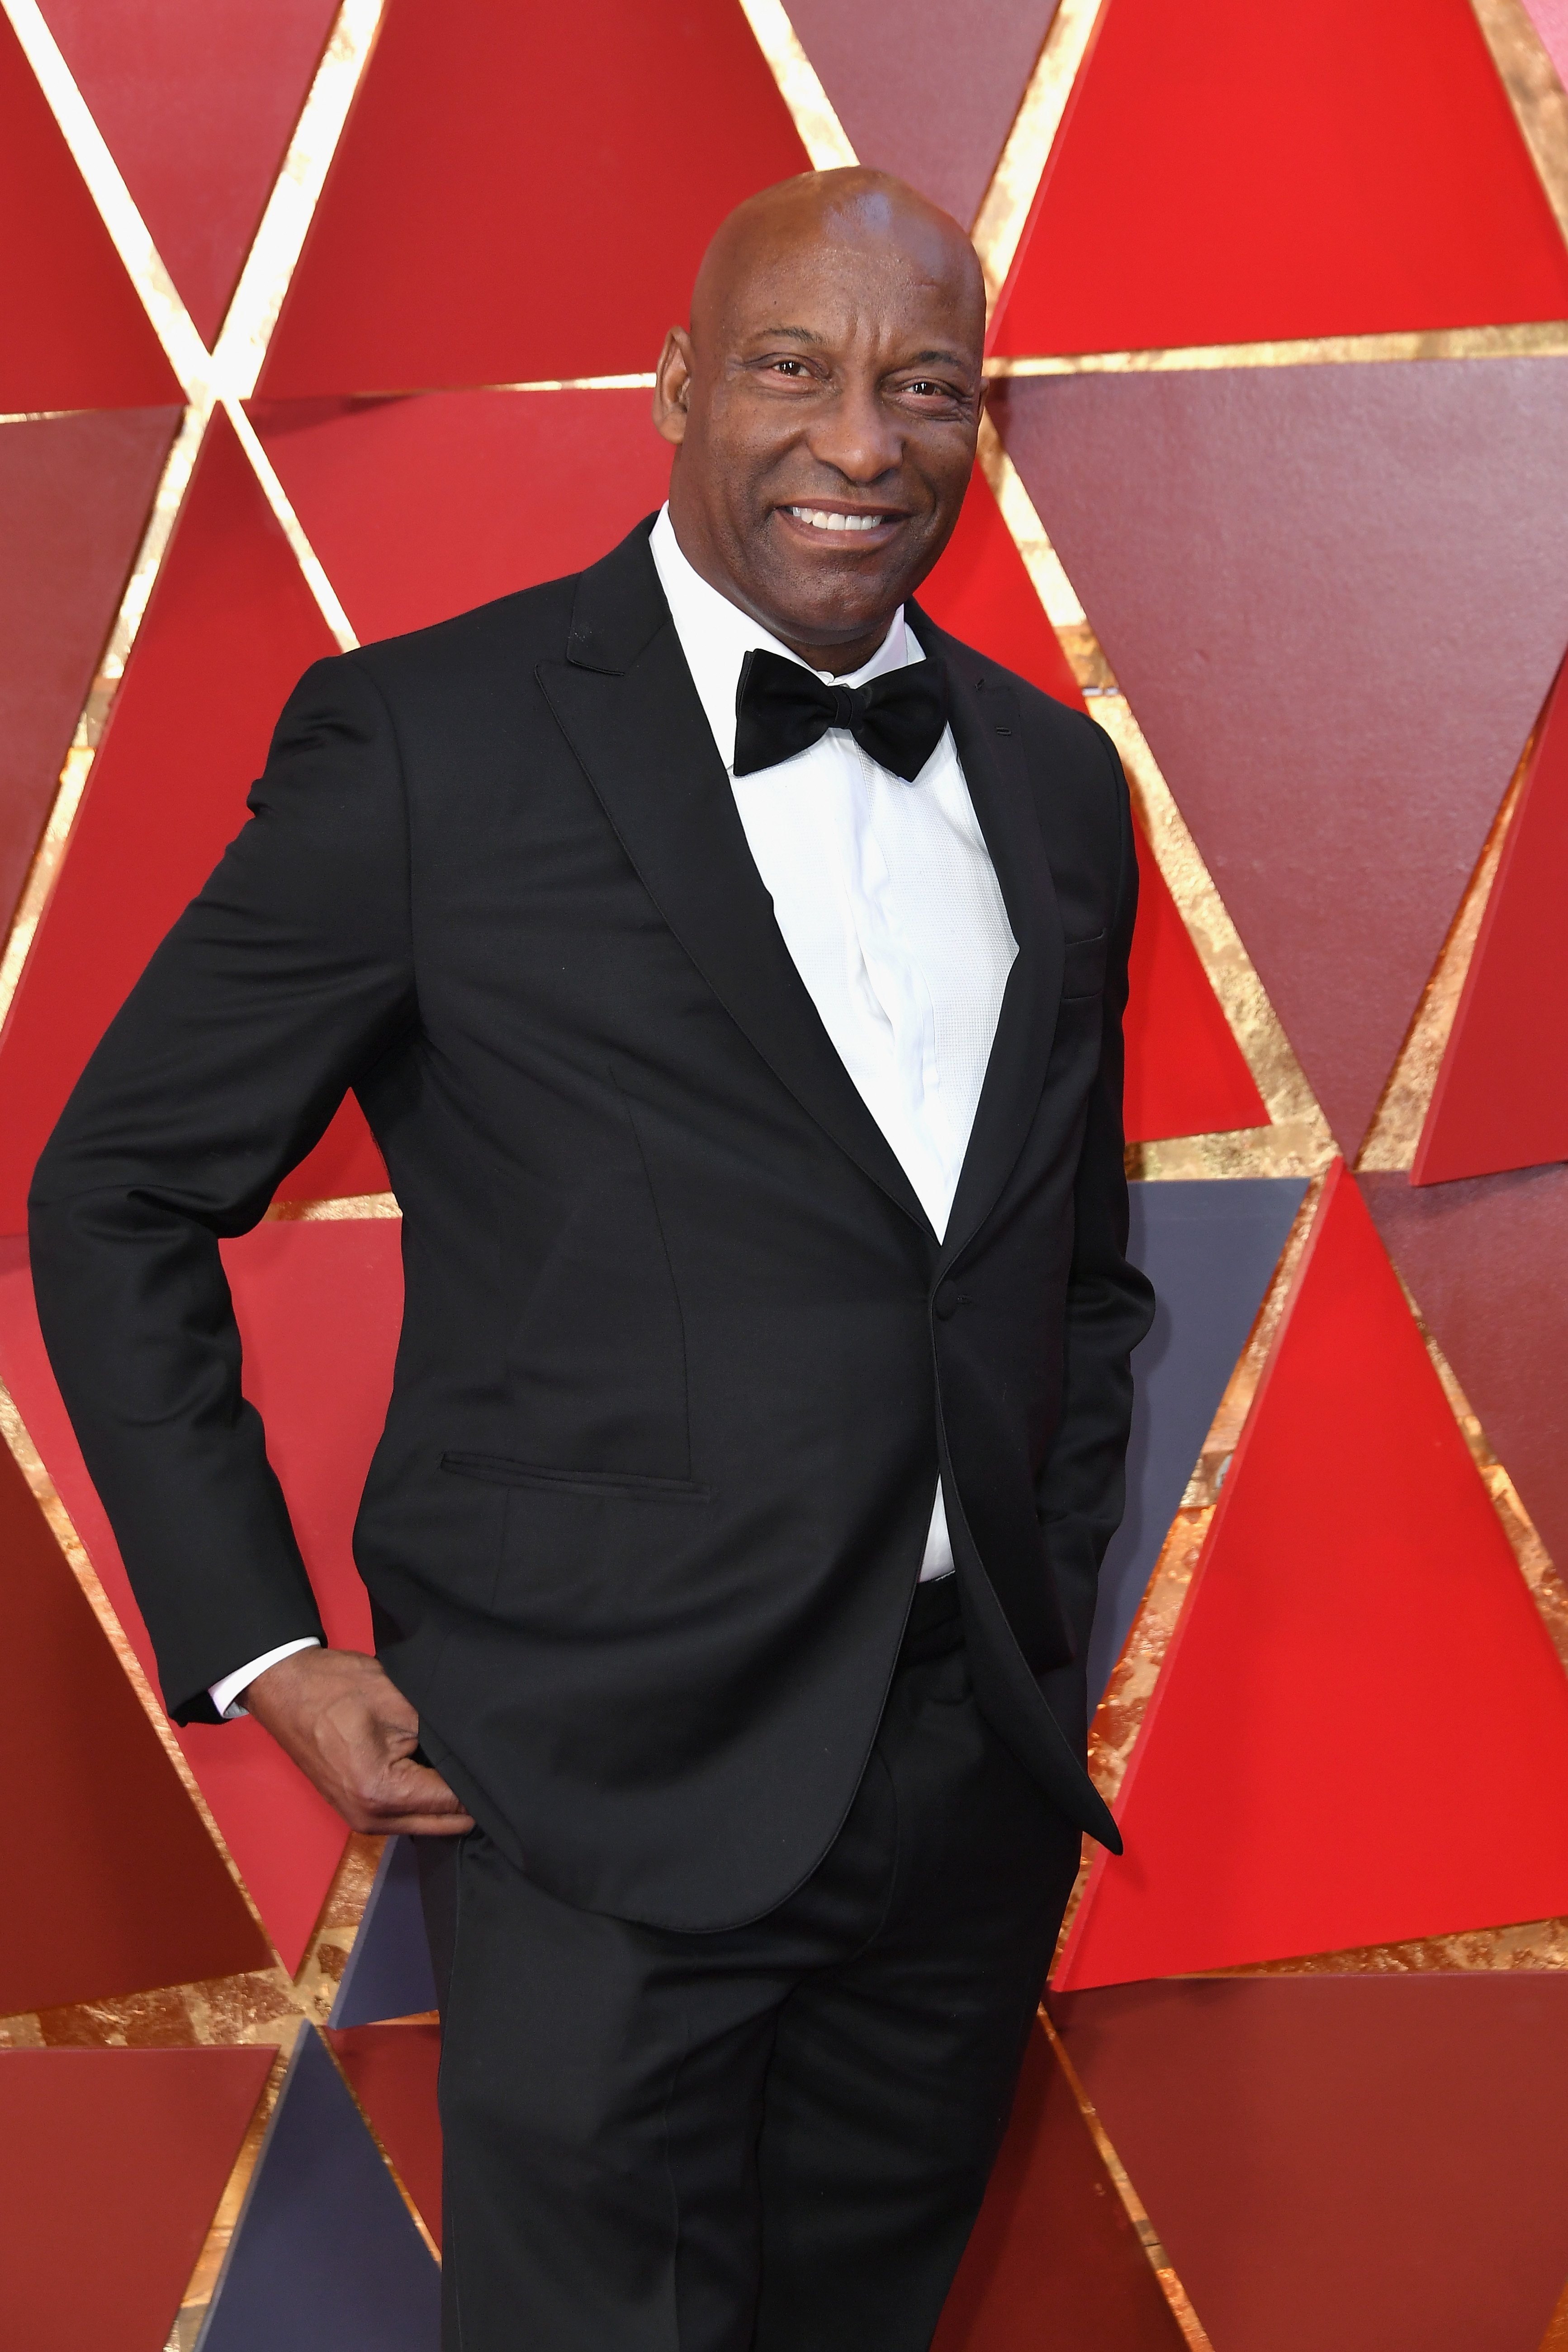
[[250, 387, 674, 643], [0, 1218, 402, 1972], [0, 12, 180, 408], [0, 407, 178, 938], [1090, 1179, 1306, 1704], [990, 0, 1568, 356], [327, 2017, 443, 2246], [1416, 660, 1568, 1183], [0, 1432, 267, 2014], [331, 1836, 440, 2029], [259, 0, 811, 395], [931, 2018, 1188, 2351], [202, 2027, 439, 2350], [39, 0, 338, 346], [996, 360, 1568, 1152], [786, 0, 1059, 229], [0, 2046, 272, 2348], [0, 410, 383, 1235], [1054, 1978, 1568, 2352], [1058, 1162, 1568, 1988]]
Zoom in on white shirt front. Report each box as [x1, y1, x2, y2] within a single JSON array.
[[211, 510, 1015, 1715]]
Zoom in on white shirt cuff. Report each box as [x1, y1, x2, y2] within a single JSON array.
[[210, 1636, 322, 1721]]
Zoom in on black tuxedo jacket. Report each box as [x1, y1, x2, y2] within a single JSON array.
[[31, 517, 1154, 1931]]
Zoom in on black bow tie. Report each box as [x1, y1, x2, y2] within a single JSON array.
[[733, 646, 948, 783]]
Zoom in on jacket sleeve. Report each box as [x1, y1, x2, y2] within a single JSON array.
[[1034, 723, 1157, 1667], [28, 652, 417, 1724]]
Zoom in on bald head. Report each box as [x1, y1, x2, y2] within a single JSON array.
[[689, 170, 985, 356], [653, 169, 986, 672]]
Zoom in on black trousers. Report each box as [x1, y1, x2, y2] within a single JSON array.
[[417, 1579, 1081, 2350]]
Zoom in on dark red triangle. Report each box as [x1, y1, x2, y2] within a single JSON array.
[[994, 360, 1568, 1155], [0, 1429, 267, 2012], [0, 11, 179, 408], [0, 2046, 272, 2347], [259, 0, 811, 396], [1054, 1978, 1568, 2352], [990, 0, 1568, 357], [786, 0, 1059, 230], [1057, 1159, 1568, 1988], [39, 0, 338, 347], [932, 2017, 1189, 2351], [0, 409, 384, 1235], [1416, 660, 1568, 1184]]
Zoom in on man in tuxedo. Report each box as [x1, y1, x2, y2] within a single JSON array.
[[31, 168, 1153, 2349]]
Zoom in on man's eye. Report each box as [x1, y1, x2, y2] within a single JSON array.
[[773, 359, 809, 376]]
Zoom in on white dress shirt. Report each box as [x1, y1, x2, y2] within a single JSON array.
[[211, 509, 1014, 1716]]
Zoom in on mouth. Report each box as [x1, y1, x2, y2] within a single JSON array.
[[774, 503, 911, 550]]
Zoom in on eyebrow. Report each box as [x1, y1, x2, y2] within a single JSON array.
[[745, 329, 976, 371]]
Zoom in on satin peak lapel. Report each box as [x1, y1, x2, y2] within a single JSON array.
[[914, 609, 1066, 1270], [537, 527, 930, 1236]]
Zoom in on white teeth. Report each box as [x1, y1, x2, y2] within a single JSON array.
[[786, 506, 886, 533]]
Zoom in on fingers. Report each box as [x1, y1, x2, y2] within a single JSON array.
[[335, 1755, 475, 1836]]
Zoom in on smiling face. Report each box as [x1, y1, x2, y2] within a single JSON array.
[[653, 171, 986, 675]]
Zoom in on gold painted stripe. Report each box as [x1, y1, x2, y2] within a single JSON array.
[[265, 1191, 401, 1220], [977, 417, 1335, 1181], [226, 396, 357, 650], [972, 0, 1109, 307], [734, 0, 858, 170], [1039, 2011, 1218, 2350], [1471, 0, 1568, 247], [0, 408, 88, 424], [987, 319, 1568, 374], [213, 0, 388, 397], [491, 372, 658, 392]]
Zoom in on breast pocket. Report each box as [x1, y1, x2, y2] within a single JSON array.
[[1060, 930, 1108, 1001]]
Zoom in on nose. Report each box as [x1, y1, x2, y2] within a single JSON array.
[[804, 376, 902, 487]]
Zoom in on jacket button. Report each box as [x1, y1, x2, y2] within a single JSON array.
[[933, 1281, 961, 1320]]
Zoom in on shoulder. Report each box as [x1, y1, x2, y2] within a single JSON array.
[[341, 570, 582, 704]]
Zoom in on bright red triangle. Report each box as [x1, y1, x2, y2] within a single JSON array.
[[250, 387, 675, 643], [1415, 661, 1568, 1184], [0, 2047, 273, 2345], [0, 11, 180, 408], [990, 0, 1568, 357], [1056, 1159, 1568, 1988], [0, 409, 385, 1234], [921, 475, 1265, 1142], [40, 0, 338, 347], [259, 0, 811, 395], [0, 1218, 401, 1972]]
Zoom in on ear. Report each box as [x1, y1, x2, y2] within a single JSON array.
[[652, 327, 695, 447]]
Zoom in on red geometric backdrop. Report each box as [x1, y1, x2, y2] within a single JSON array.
[[3, 3, 1568, 2345]]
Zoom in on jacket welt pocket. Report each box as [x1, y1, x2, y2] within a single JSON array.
[[1060, 930, 1108, 1001], [440, 1451, 714, 1503]]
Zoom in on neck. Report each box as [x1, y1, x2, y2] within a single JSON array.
[[663, 507, 899, 677]]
